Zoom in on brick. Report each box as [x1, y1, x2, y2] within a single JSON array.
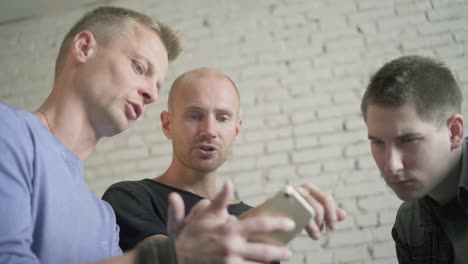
[[292, 146, 342, 163], [358, 194, 401, 211], [334, 181, 386, 199], [427, 5, 468, 21], [334, 245, 369, 263], [372, 241, 397, 258], [319, 130, 367, 145], [245, 127, 292, 142], [257, 153, 289, 167], [265, 138, 294, 153], [355, 213, 378, 228], [344, 142, 371, 157], [293, 118, 343, 135], [328, 229, 371, 247], [418, 19, 466, 35], [395, 0, 432, 15], [378, 13, 428, 31]]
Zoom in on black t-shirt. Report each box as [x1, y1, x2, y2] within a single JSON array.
[[102, 179, 252, 252]]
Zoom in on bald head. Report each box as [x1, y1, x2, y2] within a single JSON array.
[[167, 68, 240, 113]]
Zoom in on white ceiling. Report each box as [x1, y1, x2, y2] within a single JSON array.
[[0, 0, 103, 24]]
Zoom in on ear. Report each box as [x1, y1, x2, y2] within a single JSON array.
[[71, 31, 97, 63], [447, 114, 464, 150], [233, 117, 243, 143], [160, 111, 173, 139]]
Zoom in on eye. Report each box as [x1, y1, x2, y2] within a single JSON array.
[[189, 113, 201, 121], [369, 139, 383, 145], [132, 60, 145, 75], [217, 115, 230, 123], [400, 137, 420, 144]]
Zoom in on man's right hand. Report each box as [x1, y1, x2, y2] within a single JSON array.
[[168, 181, 295, 264]]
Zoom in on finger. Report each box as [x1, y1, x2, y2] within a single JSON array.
[[238, 216, 295, 237], [167, 192, 185, 237], [296, 186, 325, 231], [186, 198, 211, 219], [337, 207, 347, 221], [305, 221, 322, 240], [208, 180, 233, 216], [241, 242, 292, 262]]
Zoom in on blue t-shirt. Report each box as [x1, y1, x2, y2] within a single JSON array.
[[0, 102, 122, 263]]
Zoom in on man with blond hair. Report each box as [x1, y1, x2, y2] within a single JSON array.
[[0, 6, 296, 264]]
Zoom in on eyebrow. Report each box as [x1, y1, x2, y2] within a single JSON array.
[[184, 105, 235, 116], [368, 132, 423, 141]]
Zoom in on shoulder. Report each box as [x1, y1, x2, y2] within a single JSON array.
[[392, 200, 423, 244], [0, 102, 32, 137]]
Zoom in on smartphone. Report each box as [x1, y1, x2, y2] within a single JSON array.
[[239, 185, 316, 245]]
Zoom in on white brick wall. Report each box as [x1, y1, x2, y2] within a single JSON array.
[[1, 0, 468, 263]]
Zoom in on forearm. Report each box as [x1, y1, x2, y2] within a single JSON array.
[[91, 239, 177, 264]]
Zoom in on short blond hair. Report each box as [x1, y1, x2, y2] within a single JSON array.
[[55, 6, 182, 77]]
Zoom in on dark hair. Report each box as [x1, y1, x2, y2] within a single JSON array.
[[361, 55, 462, 123]]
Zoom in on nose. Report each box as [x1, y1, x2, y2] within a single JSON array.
[[200, 116, 217, 139], [384, 146, 403, 175], [139, 81, 158, 105]]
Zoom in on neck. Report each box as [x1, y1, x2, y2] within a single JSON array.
[[34, 84, 99, 161], [429, 147, 463, 205], [155, 162, 218, 199]]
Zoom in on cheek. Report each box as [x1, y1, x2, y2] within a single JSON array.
[[370, 146, 385, 170]]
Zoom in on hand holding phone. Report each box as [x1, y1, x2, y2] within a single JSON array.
[[239, 186, 316, 245]]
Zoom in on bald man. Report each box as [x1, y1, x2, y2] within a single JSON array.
[[103, 68, 346, 254]]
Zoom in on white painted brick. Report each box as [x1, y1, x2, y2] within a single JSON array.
[[305, 249, 334, 264], [378, 209, 398, 226], [265, 114, 292, 128], [106, 148, 149, 162], [243, 103, 281, 117], [355, 213, 378, 228], [245, 127, 292, 142], [334, 245, 369, 263], [357, 0, 395, 10], [266, 138, 294, 153], [282, 94, 332, 112], [328, 229, 371, 247], [372, 241, 397, 258], [427, 5, 468, 21], [344, 117, 366, 131], [322, 159, 355, 173], [371, 225, 395, 242], [335, 181, 386, 199], [296, 162, 322, 177], [344, 142, 371, 157], [319, 130, 367, 145], [232, 142, 265, 157], [357, 155, 378, 169], [348, 7, 395, 23], [295, 135, 320, 149], [326, 34, 364, 52], [377, 13, 428, 31], [358, 194, 401, 211], [292, 146, 342, 163], [291, 110, 317, 124], [257, 153, 289, 167], [219, 157, 256, 173], [316, 104, 360, 119], [419, 19, 467, 35], [266, 165, 296, 181], [401, 32, 454, 51], [293, 118, 343, 136], [395, 0, 432, 15]]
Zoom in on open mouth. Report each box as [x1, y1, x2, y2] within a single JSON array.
[[199, 145, 215, 152], [126, 101, 143, 120]]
